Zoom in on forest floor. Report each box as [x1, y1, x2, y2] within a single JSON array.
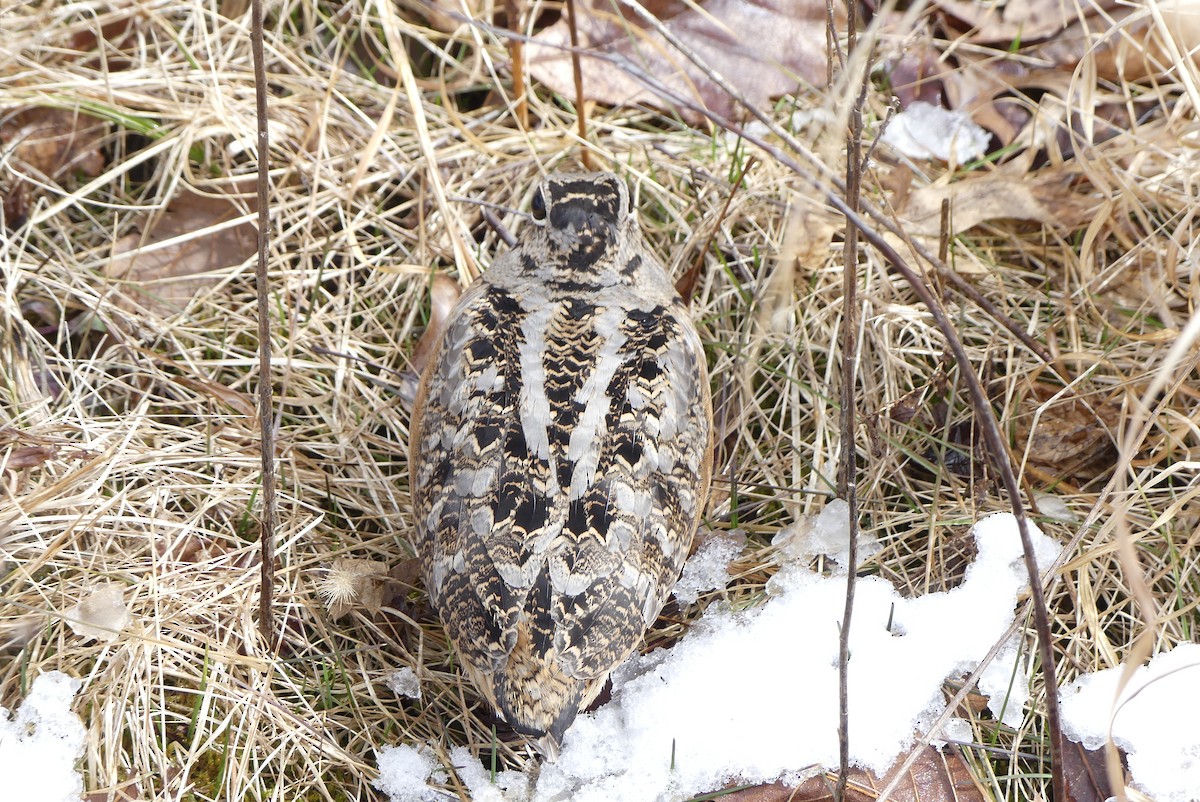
[[2, 0, 1198, 800]]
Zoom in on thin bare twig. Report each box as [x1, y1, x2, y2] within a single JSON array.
[[565, 0, 594, 169], [938, 198, 951, 264], [482, 206, 519, 248], [505, 0, 529, 129], [834, 3, 866, 798], [250, 0, 278, 647], [860, 194, 1067, 802]]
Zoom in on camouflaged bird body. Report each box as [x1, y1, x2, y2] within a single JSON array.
[[410, 172, 713, 745]]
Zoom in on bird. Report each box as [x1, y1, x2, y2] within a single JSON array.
[[409, 171, 713, 749]]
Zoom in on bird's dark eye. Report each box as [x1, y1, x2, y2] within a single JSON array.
[[530, 188, 546, 220]]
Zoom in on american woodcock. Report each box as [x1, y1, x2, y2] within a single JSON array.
[[409, 171, 713, 747]]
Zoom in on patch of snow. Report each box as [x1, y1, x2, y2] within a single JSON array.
[[881, 101, 991, 163], [376, 513, 1068, 802], [67, 582, 131, 643], [977, 638, 1030, 729], [386, 668, 422, 700], [772, 498, 881, 570], [374, 744, 445, 802], [939, 717, 973, 746], [0, 671, 86, 802], [450, 746, 532, 802], [673, 528, 746, 605], [537, 513, 1060, 801], [1060, 642, 1200, 802]]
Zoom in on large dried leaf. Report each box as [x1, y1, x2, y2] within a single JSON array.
[[104, 185, 257, 317], [929, 0, 1114, 43], [938, 56, 1073, 148], [719, 743, 986, 802], [1061, 735, 1120, 802], [528, 0, 841, 121], [1013, 383, 1120, 484], [897, 168, 1099, 240], [889, 168, 1098, 270], [0, 107, 106, 180], [399, 273, 463, 407], [1, 107, 107, 227], [1029, 0, 1200, 83]]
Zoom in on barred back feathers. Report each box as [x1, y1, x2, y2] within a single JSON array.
[[409, 172, 713, 747]]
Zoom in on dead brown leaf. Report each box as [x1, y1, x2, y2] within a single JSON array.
[[886, 385, 928, 425], [718, 743, 985, 802], [399, 273, 463, 407], [389, 556, 424, 591], [61, 9, 138, 69], [714, 781, 801, 801], [1, 107, 107, 180], [939, 17, 1150, 150], [156, 532, 230, 563], [0, 427, 91, 473], [171, 375, 258, 419], [674, 255, 704, 307], [1, 107, 108, 227], [1013, 383, 1120, 484], [528, 0, 841, 122], [1030, 2, 1200, 83], [930, 0, 1114, 43], [85, 778, 140, 802], [885, 3, 1190, 150], [897, 168, 1099, 241], [1, 445, 57, 471], [1061, 733, 1126, 802], [104, 184, 257, 317], [886, 43, 948, 110], [410, 273, 463, 378], [936, 53, 1045, 148]]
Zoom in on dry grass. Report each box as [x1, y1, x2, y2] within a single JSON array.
[[2, 0, 1198, 800]]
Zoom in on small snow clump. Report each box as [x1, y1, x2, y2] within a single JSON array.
[[773, 498, 880, 570], [881, 101, 990, 163], [386, 668, 422, 700], [0, 671, 87, 802], [672, 528, 746, 605], [1060, 642, 1200, 802], [374, 744, 444, 802], [450, 746, 532, 802], [977, 638, 1031, 729]]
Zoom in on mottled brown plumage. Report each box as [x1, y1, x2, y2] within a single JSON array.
[[409, 172, 713, 747]]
